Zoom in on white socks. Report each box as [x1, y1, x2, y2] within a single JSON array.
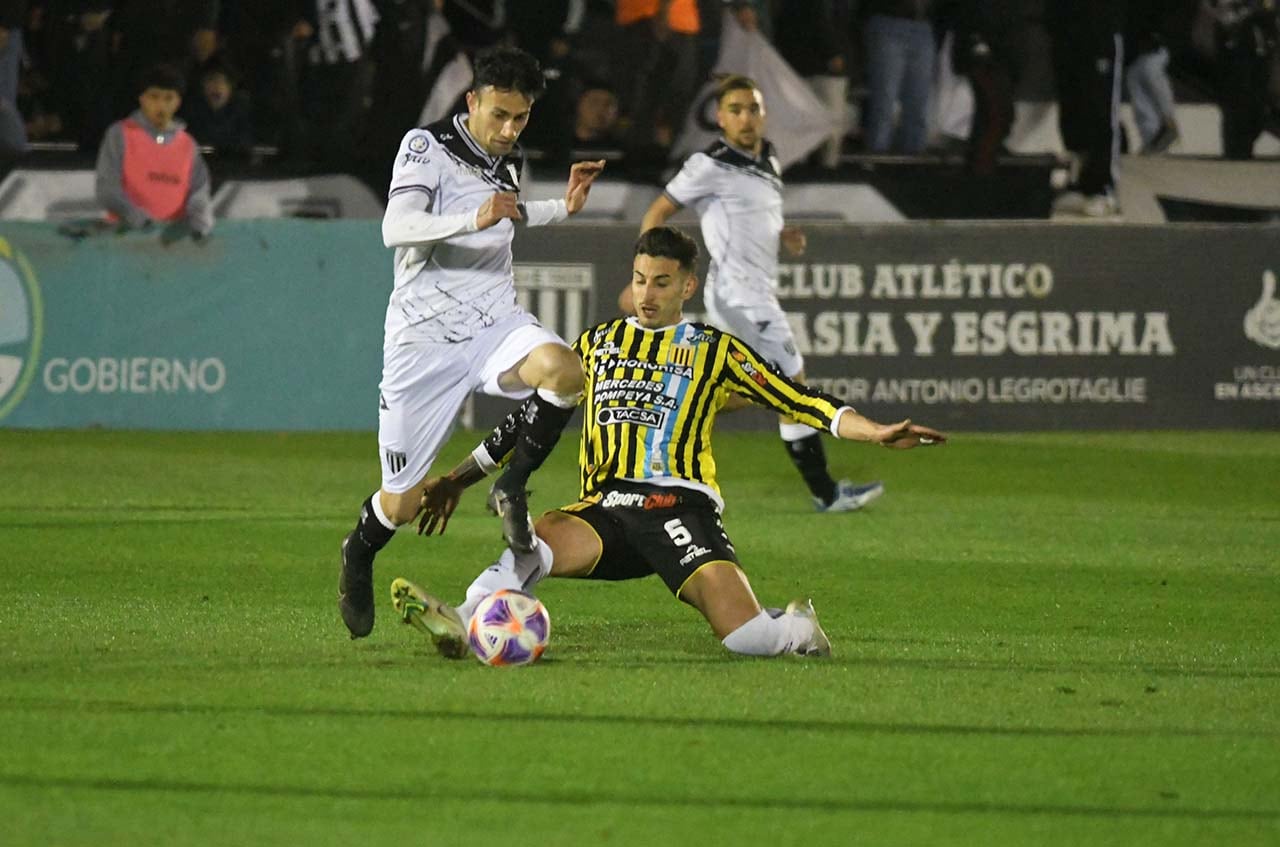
[[370, 490, 397, 530], [538, 386, 582, 409], [721, 610, 816, 656], [456, 539, 554, 623], [779, 422, 823, 442]]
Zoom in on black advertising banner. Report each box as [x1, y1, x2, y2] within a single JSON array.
[[511, 223, 1279, 431]]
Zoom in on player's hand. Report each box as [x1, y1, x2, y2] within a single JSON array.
[[565, 160, 605, 215], [781, 226, 807, 257], [875, 419, 947, 449], [475, 192, 521, 230], [160, 221, 193, 246], [417, 476, 467, 536]]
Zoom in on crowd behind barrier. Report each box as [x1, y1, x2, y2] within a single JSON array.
[[3, 2, 1278, 214]]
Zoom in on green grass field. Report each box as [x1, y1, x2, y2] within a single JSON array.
[[1, 428, 1278, 846]]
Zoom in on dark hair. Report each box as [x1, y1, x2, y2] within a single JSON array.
[[715, 74, 759, 104], [635, 227, 698, 273], [198, 54, 239, 86], [471, 46, 546, 101], [137, 63, 186, 96]]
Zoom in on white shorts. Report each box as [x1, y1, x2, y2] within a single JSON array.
[[703, 288, 804, 378], [377, 311, 565, 493]]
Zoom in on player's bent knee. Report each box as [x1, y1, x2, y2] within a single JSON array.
[[381, 490, 421, 526], [524, 343, 584, 394], [535, 511, 602, 577]]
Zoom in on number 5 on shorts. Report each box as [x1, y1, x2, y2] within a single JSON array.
[[664, 518, 692, 546]]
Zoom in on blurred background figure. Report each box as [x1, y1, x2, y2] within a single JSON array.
[[1048, 0, 1126, 217], [110, 0, 220, 118], [182, 56, 254, 157], [772, 0, 851, 168], [937, 0, 1022, 175], [0, 0, 29, 158], [499, 0, 583, 157], [570, 81, 623, 154], [1193, 0, 1280, 160], [1125, 0, 1181, 154], [861, 0, 937, 154], [297, 0, 378, 171], [614, 0, 701, 152]]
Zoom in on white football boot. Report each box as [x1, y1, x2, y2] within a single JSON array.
[[785, 598, 832, 657]]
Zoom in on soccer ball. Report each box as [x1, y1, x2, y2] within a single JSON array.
[[467, 589, 550, 667]]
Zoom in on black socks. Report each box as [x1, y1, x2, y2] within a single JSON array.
[[784, 433, 837, 505], [352, 495, 394, 553], [503, 393, 574, 484]]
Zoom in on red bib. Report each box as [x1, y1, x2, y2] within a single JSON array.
[[120, 119, 195, 222]]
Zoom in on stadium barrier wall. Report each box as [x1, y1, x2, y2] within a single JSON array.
[[0, 221, 1277, 433]]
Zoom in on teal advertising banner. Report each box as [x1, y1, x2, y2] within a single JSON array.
[[0, 221, 387, 430], [1, 220, 1276, 431]]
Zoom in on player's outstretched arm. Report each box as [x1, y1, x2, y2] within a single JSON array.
[[640, 193, 680, 233], [565, 160, 606, 215], [834, 410, 946, 449]]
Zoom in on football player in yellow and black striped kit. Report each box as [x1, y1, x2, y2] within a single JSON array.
[[390, 227, 945, 658]]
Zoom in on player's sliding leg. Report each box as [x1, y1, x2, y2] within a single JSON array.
[[781, 419, 884, 513], [679, 562, 831, 657], [452, 509, 601, 622], [389, 577, 469, 658], [390, 546, 551, 660], [455, 543, 554, 624]]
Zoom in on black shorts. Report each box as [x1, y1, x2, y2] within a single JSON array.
[[556, 481, 739, 597]]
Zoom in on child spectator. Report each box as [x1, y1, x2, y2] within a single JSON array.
[[95, 63, 214, 238], [183, 56, 254, 156]]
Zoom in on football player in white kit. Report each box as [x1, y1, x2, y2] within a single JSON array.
[[339, 47, 604, 639], [636, 75, 884, 513]]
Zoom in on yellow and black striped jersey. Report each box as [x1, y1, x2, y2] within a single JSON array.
[[571, 317, 849, 509]]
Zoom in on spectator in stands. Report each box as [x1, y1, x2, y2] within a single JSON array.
[[1047, 0, 1126, 218], [1125, 0, 1180, 154], [936, 0, 1021, 175], [39, 0, 114, 152], [110, 0, 220, 118], [614, 0, 702, 151], [570, 81, 624, 154], [535, 81, 624, 163], [499, 1, 582, 156], [0, 0, 28, 158], [297, 0, 378, 170], [773, 0, 850, 168], [861, 0, 937, 154], [216, 0, 310, 151], [1194, 0, 1279, 160], [361, 0, 440, 194], [95, 63, 214, 239], [182, 56, 254, 157]]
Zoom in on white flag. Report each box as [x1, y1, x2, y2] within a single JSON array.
[[671, 12, 839, 169]]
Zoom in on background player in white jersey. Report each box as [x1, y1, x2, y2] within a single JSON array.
[[633, 75, 884, 514], [339, 47, 605, 639], [390, 227, 945, 659]]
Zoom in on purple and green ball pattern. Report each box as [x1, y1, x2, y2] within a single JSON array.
[[466, 589, 551, 667]]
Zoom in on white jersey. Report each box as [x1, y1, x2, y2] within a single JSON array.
[[663, 138, 784, 309], [382, 114, 568, 345]]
